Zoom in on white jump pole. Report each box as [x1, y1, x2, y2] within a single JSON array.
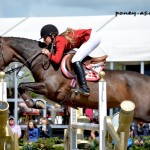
[[0, 71, 7, 101], [99, 71, 107, 150], [69, 70, 107, 150], [70, 107, 78, 149]]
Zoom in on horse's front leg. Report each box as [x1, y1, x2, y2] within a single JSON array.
[[18, 82, 47, 109]]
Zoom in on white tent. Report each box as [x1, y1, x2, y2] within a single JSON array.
[[98, 15, 150, 62], [0, 15, 150, 62]]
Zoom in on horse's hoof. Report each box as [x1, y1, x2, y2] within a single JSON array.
[[35, 100, 46, 109]]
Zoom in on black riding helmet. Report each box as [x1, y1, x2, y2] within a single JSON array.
[[40, 24, 59, 39]]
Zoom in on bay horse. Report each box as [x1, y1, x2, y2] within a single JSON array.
[[0, 37, 150, 123]]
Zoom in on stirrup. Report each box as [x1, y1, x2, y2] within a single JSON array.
[[71, 88, 90, 96]]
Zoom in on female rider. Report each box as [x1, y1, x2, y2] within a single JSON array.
[[40, 24, 101, 96]]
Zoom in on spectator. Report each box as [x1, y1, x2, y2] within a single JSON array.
[[9, 115, 21, 138], [38, 117, 52, 139], [90, 130, 99, 142], [90, 117, 99, 148], [131, 121, 149, 146], [85, 108, 93, 122], [24, 120, 38, 143]]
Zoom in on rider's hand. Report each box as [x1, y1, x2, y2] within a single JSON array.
[[42, 48, 51, 56]]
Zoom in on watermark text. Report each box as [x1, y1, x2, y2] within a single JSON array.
[[115, 11, 150, 17]]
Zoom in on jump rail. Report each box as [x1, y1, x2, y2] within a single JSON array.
[[66, 71, 135, 150], [67, 71, 107, 150], [106, 100, 135, 150]]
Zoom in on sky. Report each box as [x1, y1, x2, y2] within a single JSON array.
[[0, 0, 150, 18]]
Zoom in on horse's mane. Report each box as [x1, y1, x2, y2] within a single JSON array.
[[4, 36, 37, 43], [3, 36, 40, 54]]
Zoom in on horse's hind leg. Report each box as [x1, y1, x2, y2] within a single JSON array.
[[18, 82, 47, 109]]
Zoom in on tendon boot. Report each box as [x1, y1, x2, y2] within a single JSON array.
[[72, 61, 90, 96]]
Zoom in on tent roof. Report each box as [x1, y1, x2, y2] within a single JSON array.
[[0, 15, 150, 62]]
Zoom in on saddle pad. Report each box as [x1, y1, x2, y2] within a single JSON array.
[[61, 54, 104, 82]]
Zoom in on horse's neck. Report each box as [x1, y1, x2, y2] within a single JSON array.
[[7, 37, 41, 65], [8, 37, 37, 57], [5, 37, 63, 81]]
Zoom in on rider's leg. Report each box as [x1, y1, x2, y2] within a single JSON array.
[[71, 30, 101, 96], [71, 30, 101, 63], [73, 61, 90, 96]]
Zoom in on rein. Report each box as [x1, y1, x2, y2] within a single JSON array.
[[4, 52, 43, 78], [30, 52, 51, 71], [0, 37, 51, 78], [7, 51, 51, 79], [38, 37, 56, 70]]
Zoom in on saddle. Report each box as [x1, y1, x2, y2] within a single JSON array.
[[60, 53, 108, 87]]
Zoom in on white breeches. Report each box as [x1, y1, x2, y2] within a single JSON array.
[[71, 30, 101, 63]]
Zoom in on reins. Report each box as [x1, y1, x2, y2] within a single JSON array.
[[5, 52, 43, 79], [0, 36, 56, 80], [7, 51, 51, 79], [0, 37, 51, 78], [30, 52, 50, 70]]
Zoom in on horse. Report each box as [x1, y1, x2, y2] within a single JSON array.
[[0, 36, 150, 123]]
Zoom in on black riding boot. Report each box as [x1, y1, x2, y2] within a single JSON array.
[[73, 61, 90, 96]]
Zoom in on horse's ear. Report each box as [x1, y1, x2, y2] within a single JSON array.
[[38, 41, 47, 48]]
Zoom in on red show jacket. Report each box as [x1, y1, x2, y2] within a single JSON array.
[[48, 29, 92, 64]]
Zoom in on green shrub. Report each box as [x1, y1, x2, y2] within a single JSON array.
[[19, 137, 64, 150], [19, 138, 24, 146], [128, 136, 150, 150], [19, 136, 150, 150], [89, 136, 150, 150], [89, 139, 99, 150]]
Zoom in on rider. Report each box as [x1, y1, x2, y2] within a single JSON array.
[[40, 24, 101, 96]]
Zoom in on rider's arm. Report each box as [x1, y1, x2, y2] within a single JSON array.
[[47, 36, 67, 64]]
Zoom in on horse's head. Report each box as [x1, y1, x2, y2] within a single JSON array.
[[0, 36, 42, 71]]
